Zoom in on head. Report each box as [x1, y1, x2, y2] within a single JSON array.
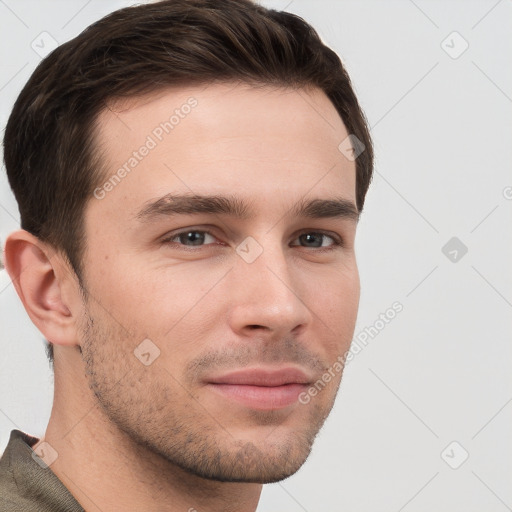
[[3, 0, 373, 484]]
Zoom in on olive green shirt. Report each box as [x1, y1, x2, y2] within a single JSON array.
[[0, 429, 84, 511]]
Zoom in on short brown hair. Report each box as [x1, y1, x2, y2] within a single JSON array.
[[3, 0, 373, 363]]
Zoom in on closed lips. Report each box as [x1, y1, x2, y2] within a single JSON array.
[[206, 367, 312, 386], [205, 367, 313, 410]]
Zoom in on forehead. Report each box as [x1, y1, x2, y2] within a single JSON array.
[[90, 82, 356, 224]]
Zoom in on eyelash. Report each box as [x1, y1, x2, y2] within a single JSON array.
[[160, 229, 343, 252]]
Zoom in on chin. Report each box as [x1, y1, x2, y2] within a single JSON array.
[[170, 432, 317, 484]]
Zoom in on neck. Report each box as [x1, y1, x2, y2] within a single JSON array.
[[40, 355, 262, 512]]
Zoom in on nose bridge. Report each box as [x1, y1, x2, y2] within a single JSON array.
[[228, 234, 313, 332]]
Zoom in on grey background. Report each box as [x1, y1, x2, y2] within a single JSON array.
[[1, 1, 511, 510]]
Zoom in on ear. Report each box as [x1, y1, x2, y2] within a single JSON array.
[[4, 230, 82, 348]]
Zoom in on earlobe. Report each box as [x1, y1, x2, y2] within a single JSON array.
[[4, 230, 80, 348]]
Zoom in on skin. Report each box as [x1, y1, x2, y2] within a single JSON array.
[[5, 82, 360, 512]]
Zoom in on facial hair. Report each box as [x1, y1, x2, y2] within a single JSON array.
[[79, 301, 342, 483]]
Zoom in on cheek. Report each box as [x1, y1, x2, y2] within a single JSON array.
[[316, 267, 360, 352], [92, 257, 224, 342]]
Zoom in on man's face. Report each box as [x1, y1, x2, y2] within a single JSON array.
[[79, 82, 359, 483]]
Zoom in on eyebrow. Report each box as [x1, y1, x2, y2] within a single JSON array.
[[135, 193, 359, 223]]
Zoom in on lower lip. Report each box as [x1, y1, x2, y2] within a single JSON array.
[[207, 383, 308, 410]]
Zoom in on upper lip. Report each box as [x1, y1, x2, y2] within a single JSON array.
[[206, 367, 312, 387]]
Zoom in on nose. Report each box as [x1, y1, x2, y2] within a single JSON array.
[[226, 240, 314, 340]]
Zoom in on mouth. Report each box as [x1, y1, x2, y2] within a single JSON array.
[[205, 367, 313, 411]]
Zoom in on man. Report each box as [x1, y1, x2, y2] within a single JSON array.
[[0, 0, 373, 510]]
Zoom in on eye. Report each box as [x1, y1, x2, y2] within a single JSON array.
[[291, 231, 341, 250], [162, 229, 218, 247], [161, 229, 342, 251]]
